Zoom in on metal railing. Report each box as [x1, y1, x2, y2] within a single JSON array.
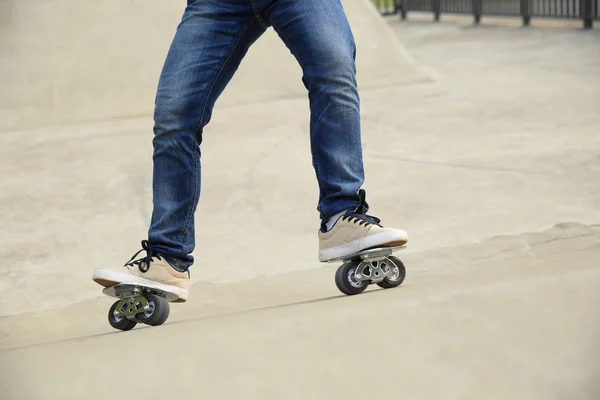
[[371, 0, 598, 28]]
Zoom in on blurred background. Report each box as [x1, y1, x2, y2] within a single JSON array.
[[1, 1, 599, 399]]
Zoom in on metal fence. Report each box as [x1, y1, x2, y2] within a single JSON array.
[[371, 0, 598, 28]]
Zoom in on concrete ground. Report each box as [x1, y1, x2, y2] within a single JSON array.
[[1, 5, 600, 400]]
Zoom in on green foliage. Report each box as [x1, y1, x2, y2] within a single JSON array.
[[370, 0, 398, 9]]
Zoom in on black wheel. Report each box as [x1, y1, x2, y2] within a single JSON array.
[[376, 256, 406, 289], [136, 294, 170, 326], [108, 300, 138, 331], [335, 260, 369, 295]]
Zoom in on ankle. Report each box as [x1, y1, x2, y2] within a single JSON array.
[[163, 256, 189, 273], [321, 209, 351, 232]]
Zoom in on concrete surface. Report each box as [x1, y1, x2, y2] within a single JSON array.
[[1, 4, 600, 400], [2, 223, 599, 399], [0, 0, 429, 132]]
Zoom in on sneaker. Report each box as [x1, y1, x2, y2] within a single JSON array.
[[318, 190, 408, 262], [92, 240, 190, 302]]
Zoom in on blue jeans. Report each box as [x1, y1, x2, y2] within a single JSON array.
[[149, 0, 367, 269]]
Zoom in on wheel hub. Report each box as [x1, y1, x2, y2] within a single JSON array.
[[347, 267, 364, 288], [112, 295, 150, 320], [353, 257, 397, 284]]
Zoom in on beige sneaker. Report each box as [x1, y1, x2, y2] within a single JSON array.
[[318, 190, 408, 262], [92, 240, 190, 302]]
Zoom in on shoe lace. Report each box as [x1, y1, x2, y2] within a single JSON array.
[[124, 240, 162, 272], [342, 213, 382, 227], [342, 189, 382, 227]]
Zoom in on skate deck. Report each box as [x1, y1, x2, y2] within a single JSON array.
[[101, 283, 180, 303], [92, 270, 187, 303], [324, 245, 407, 263]]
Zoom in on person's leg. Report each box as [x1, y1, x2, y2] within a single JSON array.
[[93, 0, 265, 300], [260, 0, 365, 224], [149, 0, 266, 270], [260, 0, 408, 261]]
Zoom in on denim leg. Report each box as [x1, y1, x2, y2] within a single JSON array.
[[260, 0, 367, 221], [149, 0, 265, 269]]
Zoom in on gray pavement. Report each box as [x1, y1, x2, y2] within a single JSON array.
[[1, 3, 600, 400]]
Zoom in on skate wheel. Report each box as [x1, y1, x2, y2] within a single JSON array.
[[335, 260, 369, 295], [136, 294, 170, 326], [376, 256, 406, 289], [108, 300, 138, 331]]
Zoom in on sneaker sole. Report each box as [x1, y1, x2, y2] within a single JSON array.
[[92, 269, 189, 302], [318, 230, 408, 262]]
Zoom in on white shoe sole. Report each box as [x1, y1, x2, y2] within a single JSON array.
[[318, 230, 408, 262], [92, 269, 189, 302]]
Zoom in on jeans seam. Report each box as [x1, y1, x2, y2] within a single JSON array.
[[248, 0, 268, 28], [177, 16, 259, 252]]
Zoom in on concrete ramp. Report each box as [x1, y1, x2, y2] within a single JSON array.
[[0, 0, 429, 132], [0, 0, 431, 317], [2, 223, 599, 399], [1, 7, 600, 400]]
